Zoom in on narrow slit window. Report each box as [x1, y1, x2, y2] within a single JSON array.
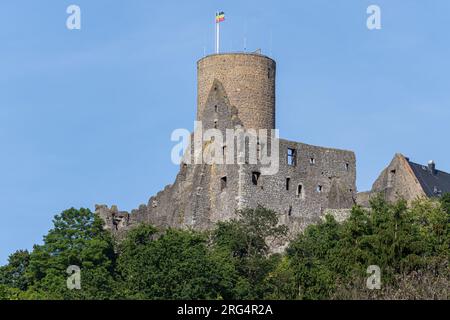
[[221, 177, 227, 191], [257, 141, 261, 161], [286, 178, 291, 191], [214, 120, 218, 129], [297, 184, 303, 198], [214, 105, 218, 113], [345, 163, 350, 171], [310, 158, 316, 165], [317, 185, 323, 193]]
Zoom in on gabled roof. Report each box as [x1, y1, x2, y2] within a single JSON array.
[[407, 160, 450, 197]]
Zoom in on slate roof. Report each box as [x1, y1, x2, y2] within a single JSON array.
[[407, 160, 450, 197]]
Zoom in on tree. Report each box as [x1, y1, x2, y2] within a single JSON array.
[[441, 193, 450, 216], [25, 208, 116, 299], [116, 225, 232, 300], [0, 250, 30, 291], [287, 197, 449, 300], [212, 207, 288, 299], [287, 215, 342, 300]]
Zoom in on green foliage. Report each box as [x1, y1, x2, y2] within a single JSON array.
[[0, 284, 22, 300], [1, 199, 448, 300], [24, 208, 116, 299], [441, 193, 450, 215], [263, 256, 297, 300], [116, 226, 229, 299], [212, 207, 288, 299], [0, 250, 30, 291], [287, 196, 449, 299]]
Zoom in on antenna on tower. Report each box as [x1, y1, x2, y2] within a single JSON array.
[[269, 29, 273, 56]]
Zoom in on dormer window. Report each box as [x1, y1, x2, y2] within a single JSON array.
[[433, 186, 442, 195]]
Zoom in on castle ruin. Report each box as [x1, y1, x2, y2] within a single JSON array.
[[97, 53, 358, 238]]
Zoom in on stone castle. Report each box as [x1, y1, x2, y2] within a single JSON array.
[[97, 53, 449, 238]]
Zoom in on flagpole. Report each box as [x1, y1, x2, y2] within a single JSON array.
[[215, 13, 220, 54], [217, 21, 220, 54], [215, 12, 217, 54]]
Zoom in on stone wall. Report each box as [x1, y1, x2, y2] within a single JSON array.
[[197, 53, 276, 130], [228, 140, 356, 236], [97, 53, 357, 240], [356, 153, 426, 206], [97, 138, 356, 238]]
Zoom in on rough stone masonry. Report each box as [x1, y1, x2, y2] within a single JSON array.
[[97, 53, 357, 239]]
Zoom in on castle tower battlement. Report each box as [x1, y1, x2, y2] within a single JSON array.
[[197, 53, 276, 130]]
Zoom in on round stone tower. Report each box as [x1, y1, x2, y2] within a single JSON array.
[[197, 53, 276, 130]]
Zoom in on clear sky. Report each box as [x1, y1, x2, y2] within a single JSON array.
[[1, 0, 449, 264]]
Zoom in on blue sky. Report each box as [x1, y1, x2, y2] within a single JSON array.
[[1, 0, 449, 264]]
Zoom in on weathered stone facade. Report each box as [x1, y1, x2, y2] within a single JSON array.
[[97, 53, 357, 239], [197, 53, 276, 131], [357, 153, 450, 206]]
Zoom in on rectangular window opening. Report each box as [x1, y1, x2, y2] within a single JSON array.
[[286, 178, 291, 191], [287, 148, 297, 166], [297, 184, 303, 198], [252, 172, 261, 186]]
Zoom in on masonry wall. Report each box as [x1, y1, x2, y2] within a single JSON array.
[[97, 53, 357, 240], [212, 140, 357, 236], [356, 154, 426, 206], [197, 53, 276, 130]]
